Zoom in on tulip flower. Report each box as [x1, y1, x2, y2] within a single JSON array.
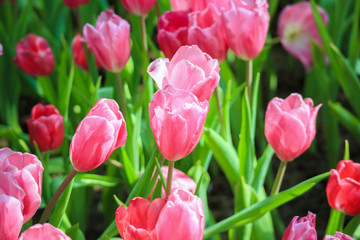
[[70, 98, 127, 172], [282, 211, 317, 240], [116, 189, 205, 240], [188, 4, 228, 62], [18, 223, 71, 240], [324, 232, 355, 240], [63, 0, 90, 8], [120, 0, 156, 16], [169, 0, 192, 11], [148, 45, 220, 102], [83, 9, 130, 72], [0, 44, 2, 55], [13, 34, 54, 76], [222, 0, 270, 60], [265, 93, 321, 162], [72, 33, 89, 70], [278, 2, 329, 70], [149, 86, 209, 161], [326, 160, 360, 216], [0, 194, 23, 240], [27, 103, 64, 152], [157, 10, 190, 59]]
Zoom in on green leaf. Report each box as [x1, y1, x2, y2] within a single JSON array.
[[348, 0, 360, 67], [74, 174, 122, 188], [325, 209, 345, 235], [344, 213, 360, 236], [66, 223, 86, 240], [37, 76, 57, 105], [251, 145, 274, 193]]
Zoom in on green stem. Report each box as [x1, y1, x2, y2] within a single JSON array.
[[215, 86, 226, 138], [154, 1, 161, 18], [246, 60, 253, 103], [39, 169, 78, 224], [165, 161, 175, 198], [270, 160, 287, 195], [140, 15, 148, 53], [116, 73, 129, 120]]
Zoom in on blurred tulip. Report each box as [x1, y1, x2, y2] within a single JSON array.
[[278, 2, 329, 70], [0, 44, 2, 55], [188, 4, 228, 61], [13, 34, 54, 76], [72, 33, 89, 70], [149, 85, 209, 161], [120, 0, 156, 16], [63, 0, 90, 8], [148, 45, 220, 102], [282, 211, 317, 240], [18, 223, 71, 240], [83, 9, 130, 72], [169, 0, 192, 11], [170, 0, 231, 12], [324, 232, 355, 240], [0, 194, 23, 240], [70, 98, 127, 172], [326, 160, 360, 216], [157, 10, 190, 59], [222, 0, 270, 60], [27, 103, 64, 152], [116, 189, 205, 240], [265, 94, 321, 162]]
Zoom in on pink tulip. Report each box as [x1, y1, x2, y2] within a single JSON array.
[[63, 0, 90, 8], [149, 86, 209, 161], [0, 44, 2, 55], [116, 189, 205, 240], [264, 94, 321, 162], [188, 4, 228, 62], [278, 2, 329, 70], [70, 98, 127, 172], [192, 0, 231, 12], [326, 160, 360, 216], [169, 0, 192, 11], [83, 9, 130, 72], [157, 10, 190, 59], [282, 211, 317, 240], [120, 0, 156, 16], [324, 232, 355, 240], [72, 33, 90, 70], [148, 45, 220, 102], [0, 194, 23, 240], [18, 223, 71, 240], [27, 103, 64, 152], [222, 0, 270, 60], [13, 34, 54, 76]]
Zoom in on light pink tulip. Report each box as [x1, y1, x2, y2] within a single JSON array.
[[188, 4, 228, 62], [120, 0, 156, 16], [265, 94, 321, 162], [0, 194, 23, 240], [149, 86, 209, 161], [18, 223, 71, 240], [278, 2, 329, 70], [324, 232, 355, 240], [282, 212, 317, 240], [148, 45, 220, 102], [0, 44, 2, 55], [169, 0, 192, 11], [116, 189, 205, 240], [63, 0, 90, 8], [70, 98, 127, 172], [170, 0, 231, 12], [83, 9, 130, 72], [222, 0, 270, 60]]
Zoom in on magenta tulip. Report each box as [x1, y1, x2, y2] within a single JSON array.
[[63, 0, 90, 8], [13, 34, 54, 76], [282, 212, 317, 240], [0, 194, 23, 240], [324, 232, 355, 240], [83, 9, 130, 72], [265, 94, 321, 162], [148, 45, 220, 102], [116, 189, 205, 240], [18, 223, 71, 240], [120, 0, 156, 16], [0, 44, 2, 55], [27, 103, 64, 152], [70, 98, 127, 172]]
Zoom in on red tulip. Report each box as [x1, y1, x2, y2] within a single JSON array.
[[265, 94, 321, 162], [148, 45, 220, 102], [83, 9, 130, 72], [0, 194, 23, 240], [116, 189, 205, 240], [18, 223, 71, 240], [157, 10, 190, 59], [13, 34, 54, 76], [120, 0, 156, 16], [72, 33, 89, 70], [324, 232, 355, 240], [63, 0, 90, 8], [282, 211, 317, 240], [326, 160, 360, 216], [70, 98, 127, 172], [278, 2, 329, 70], [27, 103, 64, 152]]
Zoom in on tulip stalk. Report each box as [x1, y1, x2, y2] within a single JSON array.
[[165, 161, 175, 198], [116, 73, 129, 120], [215, 86, 226, 138], [245, 60, 253, 103], [270, 160, 287, 195]]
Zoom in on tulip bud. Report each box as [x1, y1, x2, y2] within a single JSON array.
[[27, 103, 64, 152], [157, 10, 190, 59], [282, 212, 317, 240], [13, 34, 54, 76], [83, 9, 130, 72], [120, 0, 156, 16], [326, 160, 360, 216], [149, 86, 209, 161], [18, 223, 71, 240], [63, 0, 90, 8], [0, 194, 23, 240], [265, 93, 321, 162], [278, 2, 329, 70], [72, 33, 89, 70], [148, 45, 220, 102], [70, 98, 127, 172], [324, 232, 355, 240]]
